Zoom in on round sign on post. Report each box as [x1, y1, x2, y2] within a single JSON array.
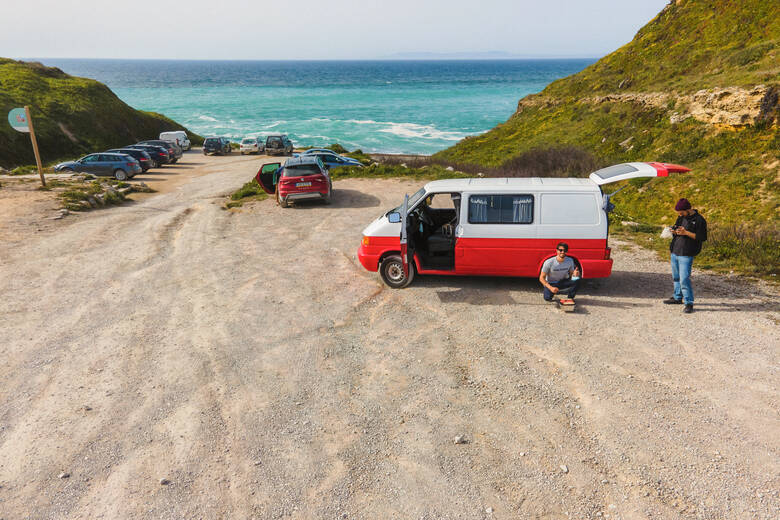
[[8, 108, 30, 133]]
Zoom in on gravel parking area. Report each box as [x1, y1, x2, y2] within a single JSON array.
[[0, 153, 777, 519]]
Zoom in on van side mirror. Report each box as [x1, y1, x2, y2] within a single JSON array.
[[388, 212, 401, 223]]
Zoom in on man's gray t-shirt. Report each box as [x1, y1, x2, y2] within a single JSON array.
[[542, 256, 574, 283]]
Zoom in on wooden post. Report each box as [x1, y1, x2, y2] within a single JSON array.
[[24, 106, 45, 187]]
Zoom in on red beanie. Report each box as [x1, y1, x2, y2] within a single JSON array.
[[675, 198, 691, 211]]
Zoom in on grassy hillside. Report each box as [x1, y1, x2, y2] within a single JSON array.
[[545, 0, 779, 96], [0, 58, 201, 168], [432, 0, 779, 276]]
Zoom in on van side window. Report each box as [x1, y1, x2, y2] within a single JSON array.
[[540, 193, 598, 225], [468, 194, 533, 224]]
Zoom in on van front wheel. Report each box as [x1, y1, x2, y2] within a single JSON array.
[[380, 255, 414, 288]]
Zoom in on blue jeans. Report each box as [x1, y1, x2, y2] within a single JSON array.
[[670, 253, 694, 304], [543, 278, 580, 301]]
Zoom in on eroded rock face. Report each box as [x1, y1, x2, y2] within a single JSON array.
[[516, 85, 776, 128], [688, 86, 769, 126]]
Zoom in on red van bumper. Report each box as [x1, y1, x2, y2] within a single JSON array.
[[580, 259, 613, 278], [357, 244, 381, 272]]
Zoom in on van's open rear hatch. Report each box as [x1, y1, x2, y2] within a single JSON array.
[[589, 162, 690, 185]]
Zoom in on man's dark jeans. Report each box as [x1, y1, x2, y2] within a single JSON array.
[[543, 278, 580, 301]]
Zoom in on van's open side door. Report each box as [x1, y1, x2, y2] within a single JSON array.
[[589, 162, 690, 186], [400, 194, 410, 277], [255, 163, 282, 194]]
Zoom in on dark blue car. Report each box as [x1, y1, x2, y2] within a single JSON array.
[[54, 153, 142, 180], [299, 149, 363, 170]]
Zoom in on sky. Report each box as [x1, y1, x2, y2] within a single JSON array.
[[4, 0, 670, 60]]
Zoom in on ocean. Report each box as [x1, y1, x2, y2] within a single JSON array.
[[39, 59, 594, 155]]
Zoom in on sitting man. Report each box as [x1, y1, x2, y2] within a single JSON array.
[[539, 242, 581, 302]]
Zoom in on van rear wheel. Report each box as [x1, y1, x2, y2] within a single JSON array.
[[380, 255, 414, 288]]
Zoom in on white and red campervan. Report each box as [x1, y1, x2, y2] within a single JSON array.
[[357, 162, 690, 288]]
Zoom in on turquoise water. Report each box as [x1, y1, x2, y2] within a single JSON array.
[[41, 59, 593, 154]]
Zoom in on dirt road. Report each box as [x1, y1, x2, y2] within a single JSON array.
[[0, 152, 778, 519]]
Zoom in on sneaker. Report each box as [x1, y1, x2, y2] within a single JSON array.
[[544, 297, 555, 302], [663, 297, 683, 304], [683, 304, 694, 314]]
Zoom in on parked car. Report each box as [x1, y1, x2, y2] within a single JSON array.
[[203, 137, 232, 155], [125, 144, 171, 166], [357, 161, 691, 288], [254, 156, 332, 207], [265, 134, 294, 156], [300, 148, 336, 155], [138, 140, 182, 162], [240, 137, 263, 155], [54, 153, 143, 180], [300, 150, 362, 170], [160, 131, 191, 151], [106, 148, 153, 172]]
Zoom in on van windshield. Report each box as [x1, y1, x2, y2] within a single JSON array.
[[389, 187, 426, 215]]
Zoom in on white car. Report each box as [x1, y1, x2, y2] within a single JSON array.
[[240, 137, 263, 155], [160, 131, 191, 151]]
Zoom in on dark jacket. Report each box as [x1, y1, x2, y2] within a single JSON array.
[[670, 210, 707, 256]]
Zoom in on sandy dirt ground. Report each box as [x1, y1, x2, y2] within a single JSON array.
[[0, 151, 778, 519]]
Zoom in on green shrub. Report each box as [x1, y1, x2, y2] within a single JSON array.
[[230, 179, 264, 200], [60, 189, 90, 202], [702, 224, 780, 277], [330, 163, 469, 181], [345, 150, 374, 165], [103, 190, 124, 205], [328, 143, 349, 154]]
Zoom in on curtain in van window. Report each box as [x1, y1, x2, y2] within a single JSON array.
[[470, 195, 533, 224], [469, 196, 489, 223], [511, 195, 533, 223]]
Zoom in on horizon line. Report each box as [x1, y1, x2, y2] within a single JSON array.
[[18, 56, 600, 62]]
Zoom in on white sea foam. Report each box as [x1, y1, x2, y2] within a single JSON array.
[[297, 134, 332, 140], [340, 118, 465, 141], [198, 115, 217, 122], [377, 122, 466, 141]]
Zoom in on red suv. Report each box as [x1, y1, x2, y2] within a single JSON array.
[[255, 156, 332, 207]]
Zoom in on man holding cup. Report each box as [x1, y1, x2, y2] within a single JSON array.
[[664, 198, 707, 313], [540, 242, 581, 302]]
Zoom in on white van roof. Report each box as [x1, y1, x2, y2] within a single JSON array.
[[424, 162, 691, 193], [424, 177, 598, 193]]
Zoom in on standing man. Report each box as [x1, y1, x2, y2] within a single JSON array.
[[664, 198, 707, 313], [540, 242, 581, 302]]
